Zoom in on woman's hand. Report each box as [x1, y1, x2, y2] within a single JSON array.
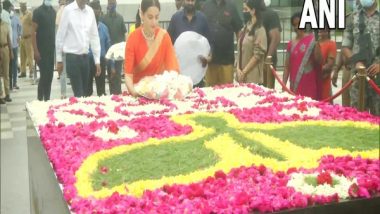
[[236, 68, 246, 83], [322, 64, 332, 79], [331, 70, 339, 87]]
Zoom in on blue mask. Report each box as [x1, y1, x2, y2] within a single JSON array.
[[108, 4, 116, 12], [44, 0, 53, 6], [360, 0, 375, 8]]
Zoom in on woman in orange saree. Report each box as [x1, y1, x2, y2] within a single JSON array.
[[124, 0, 179, 96]]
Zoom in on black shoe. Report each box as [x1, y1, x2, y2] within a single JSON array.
[[19, 74, 26, 78], [5, 95, 12, 102], [13, 85, 20, 90], [0, 99, 5, 105]]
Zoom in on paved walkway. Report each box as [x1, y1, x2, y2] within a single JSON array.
[[0, 71, 344, 214], [1, 74, 74, 214]]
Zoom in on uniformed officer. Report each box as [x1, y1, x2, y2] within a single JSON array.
[[342, 0, 380, 115]]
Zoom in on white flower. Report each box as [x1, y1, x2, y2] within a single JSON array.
[[287, 172, 357, 199]]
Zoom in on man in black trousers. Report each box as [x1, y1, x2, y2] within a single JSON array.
[[32, 0, 56, 101]]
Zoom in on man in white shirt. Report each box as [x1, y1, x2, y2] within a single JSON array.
[[56, 0, 101, 97]]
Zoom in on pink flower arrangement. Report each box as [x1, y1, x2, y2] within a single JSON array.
[[30, 84, 380, 213], [65, 156, 379, 213]]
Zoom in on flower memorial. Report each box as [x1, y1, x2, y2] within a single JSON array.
[[26, 84, 380, 213]]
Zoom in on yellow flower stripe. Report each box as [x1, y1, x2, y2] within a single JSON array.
[[75, 112, 379, 199]]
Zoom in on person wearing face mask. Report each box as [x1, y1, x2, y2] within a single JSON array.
[[56, 0, 100, 98], [342, 0, 380, 115], [101, 0, 127, 95], [236, 0, 267, 84], [167, 0, 211, 87], [32, 0, 56, 101], [124, 0, 179, 97], [282, 12, 322, 101]]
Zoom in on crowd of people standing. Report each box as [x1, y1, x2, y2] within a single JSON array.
[[0, 0, 378, 115]]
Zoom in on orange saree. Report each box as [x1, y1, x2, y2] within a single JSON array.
[[319, 40, 337, 101], [124, 27, 179, 84]]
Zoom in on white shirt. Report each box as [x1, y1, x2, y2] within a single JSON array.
[[55, 1, 100, 64], [1, 10, 13, 44]]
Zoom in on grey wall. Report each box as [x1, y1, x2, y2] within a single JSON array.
[[102, 3, 177, 22]]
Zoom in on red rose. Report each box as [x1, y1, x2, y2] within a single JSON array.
[[107, 121, 119, 134], [258, 165, 267, 175], [297, 102, 308, 112], [214, 170, 227, 180], [99, 166, 108, 174], [287, 167, 297, 174], [317, 172, 333, 185]]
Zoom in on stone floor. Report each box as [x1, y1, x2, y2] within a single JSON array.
[[0, 71, 344, 214], [1, 74, 72, 214]]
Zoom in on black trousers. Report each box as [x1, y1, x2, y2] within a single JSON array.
[[87, 56, 106, 96], [107, 60, 122, 95], [66, 53, 90, 97], [37, 52, 54, 101]]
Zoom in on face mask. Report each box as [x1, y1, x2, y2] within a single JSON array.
[[243, 12, 251, 24], [108, 4, 116, 12], [184, 4, 195, 13], [10, 10, 14, 17], [360, 0, 375, 8], [44, 0, 53, 6], [264, 0, 271, 7]]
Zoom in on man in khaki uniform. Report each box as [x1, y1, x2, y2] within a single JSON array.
[[19, 1, 34, 78], [0, 18, 13, 103]]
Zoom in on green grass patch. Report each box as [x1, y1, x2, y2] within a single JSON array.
[[91, 138, 219, 190], [193, 116, 286, 161], [91, 115, 288, 190], [258, 126, 378, 151], [304, 176, 339, 187]]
